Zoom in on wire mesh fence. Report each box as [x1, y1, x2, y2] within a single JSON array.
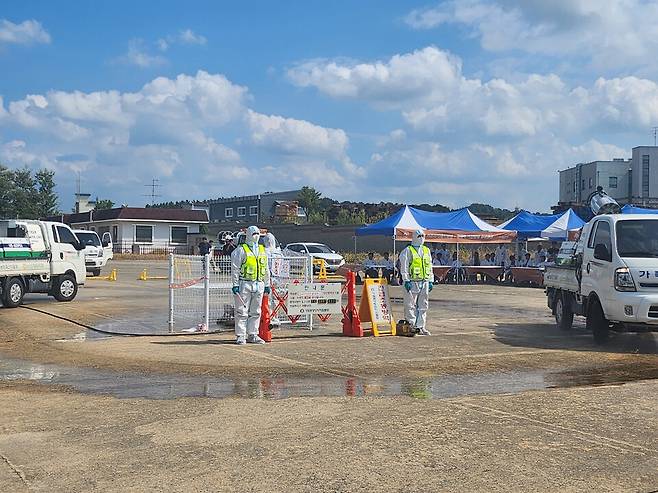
[[168, 253, 314, 332]]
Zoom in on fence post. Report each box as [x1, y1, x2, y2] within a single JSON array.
[[168, 253, 174, 333], [203, 253, 210, 329], [308, 254, 314, 331]]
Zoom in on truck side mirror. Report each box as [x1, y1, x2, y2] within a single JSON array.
[[74, 241, 86, 251], [594, 243, 611, 262], [102, 239, 109, 247]]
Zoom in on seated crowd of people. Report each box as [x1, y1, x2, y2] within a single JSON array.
[[361, 242, 559, 284]]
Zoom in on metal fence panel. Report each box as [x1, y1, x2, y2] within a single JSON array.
[[168, 253, 314, 331]]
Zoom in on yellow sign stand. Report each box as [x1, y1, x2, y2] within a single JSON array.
[[358, 278, 396, 336]]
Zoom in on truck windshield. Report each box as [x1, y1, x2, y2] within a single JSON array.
[[76, 232, 101, 247], [616, 220, 658, 258]]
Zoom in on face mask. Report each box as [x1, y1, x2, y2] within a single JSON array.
[[251, 234, 259, 244]]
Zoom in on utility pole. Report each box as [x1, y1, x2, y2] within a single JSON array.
[[652, 126, 658, 146], [143, 178, 162, 205]]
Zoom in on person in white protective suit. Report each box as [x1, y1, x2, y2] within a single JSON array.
[[399, 229, 434, 336], [261, 232, 282, 325], [231, 226, 270, 345]]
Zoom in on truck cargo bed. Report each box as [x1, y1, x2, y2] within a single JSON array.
[[544, 265, 580, 292], [0, 258, 50, 276]]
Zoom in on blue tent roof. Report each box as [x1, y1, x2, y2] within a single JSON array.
[[499, 210, 556, 239], [500, 209, 585, 240], [621, 204, 658, 214], [355, 206, 505, 236]]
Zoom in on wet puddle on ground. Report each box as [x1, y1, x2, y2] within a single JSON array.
[[1, 356, 656, 400]]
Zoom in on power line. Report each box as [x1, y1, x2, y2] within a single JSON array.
[[143, 178, 162, 205]]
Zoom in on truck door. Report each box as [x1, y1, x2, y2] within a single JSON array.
[[101, 232, 113, 260], [582, 219, 613, 305], [51, 225, 85, 281]]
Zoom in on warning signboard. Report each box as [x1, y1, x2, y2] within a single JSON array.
[[287, 283, 342, 316], [358, 278, 396, 336]]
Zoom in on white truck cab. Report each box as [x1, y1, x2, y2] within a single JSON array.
[[73, 229, 113, 276], [546, 208, 658, 343], [0, 220, 86, 307]]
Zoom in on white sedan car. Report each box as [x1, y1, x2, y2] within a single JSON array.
[[283, 242, 345, 273]]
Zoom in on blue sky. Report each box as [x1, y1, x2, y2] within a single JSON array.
[[2, 1, 658, 212]]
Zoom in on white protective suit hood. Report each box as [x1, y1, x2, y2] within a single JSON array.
[[246, 225, 260, 245], [411, 229, 425, 247], [263, 232, 281, 254]]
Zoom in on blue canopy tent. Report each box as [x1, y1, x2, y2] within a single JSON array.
[[355, 205, 515, 264], [621, 204, 658, 214], [500, 209, 585, 240]]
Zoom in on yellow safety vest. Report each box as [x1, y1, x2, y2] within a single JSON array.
[[408, 245, 432, 281], [240, 244, 267, 281]]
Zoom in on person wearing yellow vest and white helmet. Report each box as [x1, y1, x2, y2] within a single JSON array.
[[231, 225, 270, 345], [399, 229, 434, 335]]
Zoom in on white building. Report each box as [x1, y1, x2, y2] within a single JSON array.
[[49, 207, 208, 253], [556, 146, 658, 210]]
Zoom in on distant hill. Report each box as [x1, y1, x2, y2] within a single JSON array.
[[147, 193, 522, 225]]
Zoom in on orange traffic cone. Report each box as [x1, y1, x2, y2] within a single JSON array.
[[259, 293, 272, 342]]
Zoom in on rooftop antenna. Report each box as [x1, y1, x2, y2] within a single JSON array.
[[652, 126, 658, 146], [143, 178, 162, 205]]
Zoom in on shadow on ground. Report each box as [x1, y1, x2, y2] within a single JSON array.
[[493, 322, 658, 355]]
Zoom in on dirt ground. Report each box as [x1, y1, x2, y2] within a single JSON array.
[[0, 260, 657, 492]]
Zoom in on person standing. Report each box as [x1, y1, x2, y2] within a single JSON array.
[[262, 232, 282, 326], [399, 230, 434, 336], [231, 226, 270, 345], [222, 235, 237, 256]]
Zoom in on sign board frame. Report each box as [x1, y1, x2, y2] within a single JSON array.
[[358, 278, 396, 336]]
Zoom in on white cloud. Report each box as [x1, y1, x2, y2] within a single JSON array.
[[117, 39, 167, 68], [0, 19, 50, 45], [288, 47, 462, 108], [290, 46, 658, 141], [0, 71, 359, 206], [404, 0, 658, 72], [157, 29, 207, 52], [246, 110, 349, 158], [178, 29, 206, 46]]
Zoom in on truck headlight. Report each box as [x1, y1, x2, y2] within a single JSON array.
[[614, 267, 636, 292]]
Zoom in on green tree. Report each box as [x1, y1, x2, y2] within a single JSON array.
[[11, 167, 38, 219], [35, 169, 59, 217], [0, 165, 13, 218], [94, 198, 115, 210], [297, 186, 322, 216], [0, 165, 61, 219]]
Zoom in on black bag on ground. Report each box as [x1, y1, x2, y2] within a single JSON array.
[[396, 320, 416, 337]]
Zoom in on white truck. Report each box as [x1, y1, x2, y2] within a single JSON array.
[[545, 195, 658, 343], [0, 219, 86, 307], [73, 229, 113, 277]]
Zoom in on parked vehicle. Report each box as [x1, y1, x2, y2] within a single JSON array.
[[545, 188, 658, 343], [73, 229, 113, 277], [283, 242, 345, 272], [0, 220, 86, 307]]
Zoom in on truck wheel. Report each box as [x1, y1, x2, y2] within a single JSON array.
[[587, 300, 609, 344], [2, 278, 25, 308], [92, 268, 101, 277], [555, 293, 574, 331], [53, 274, 78, 302]]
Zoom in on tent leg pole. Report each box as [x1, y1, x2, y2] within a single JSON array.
[[457, 242, 460, 285], [393, 235, 397, 284]]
